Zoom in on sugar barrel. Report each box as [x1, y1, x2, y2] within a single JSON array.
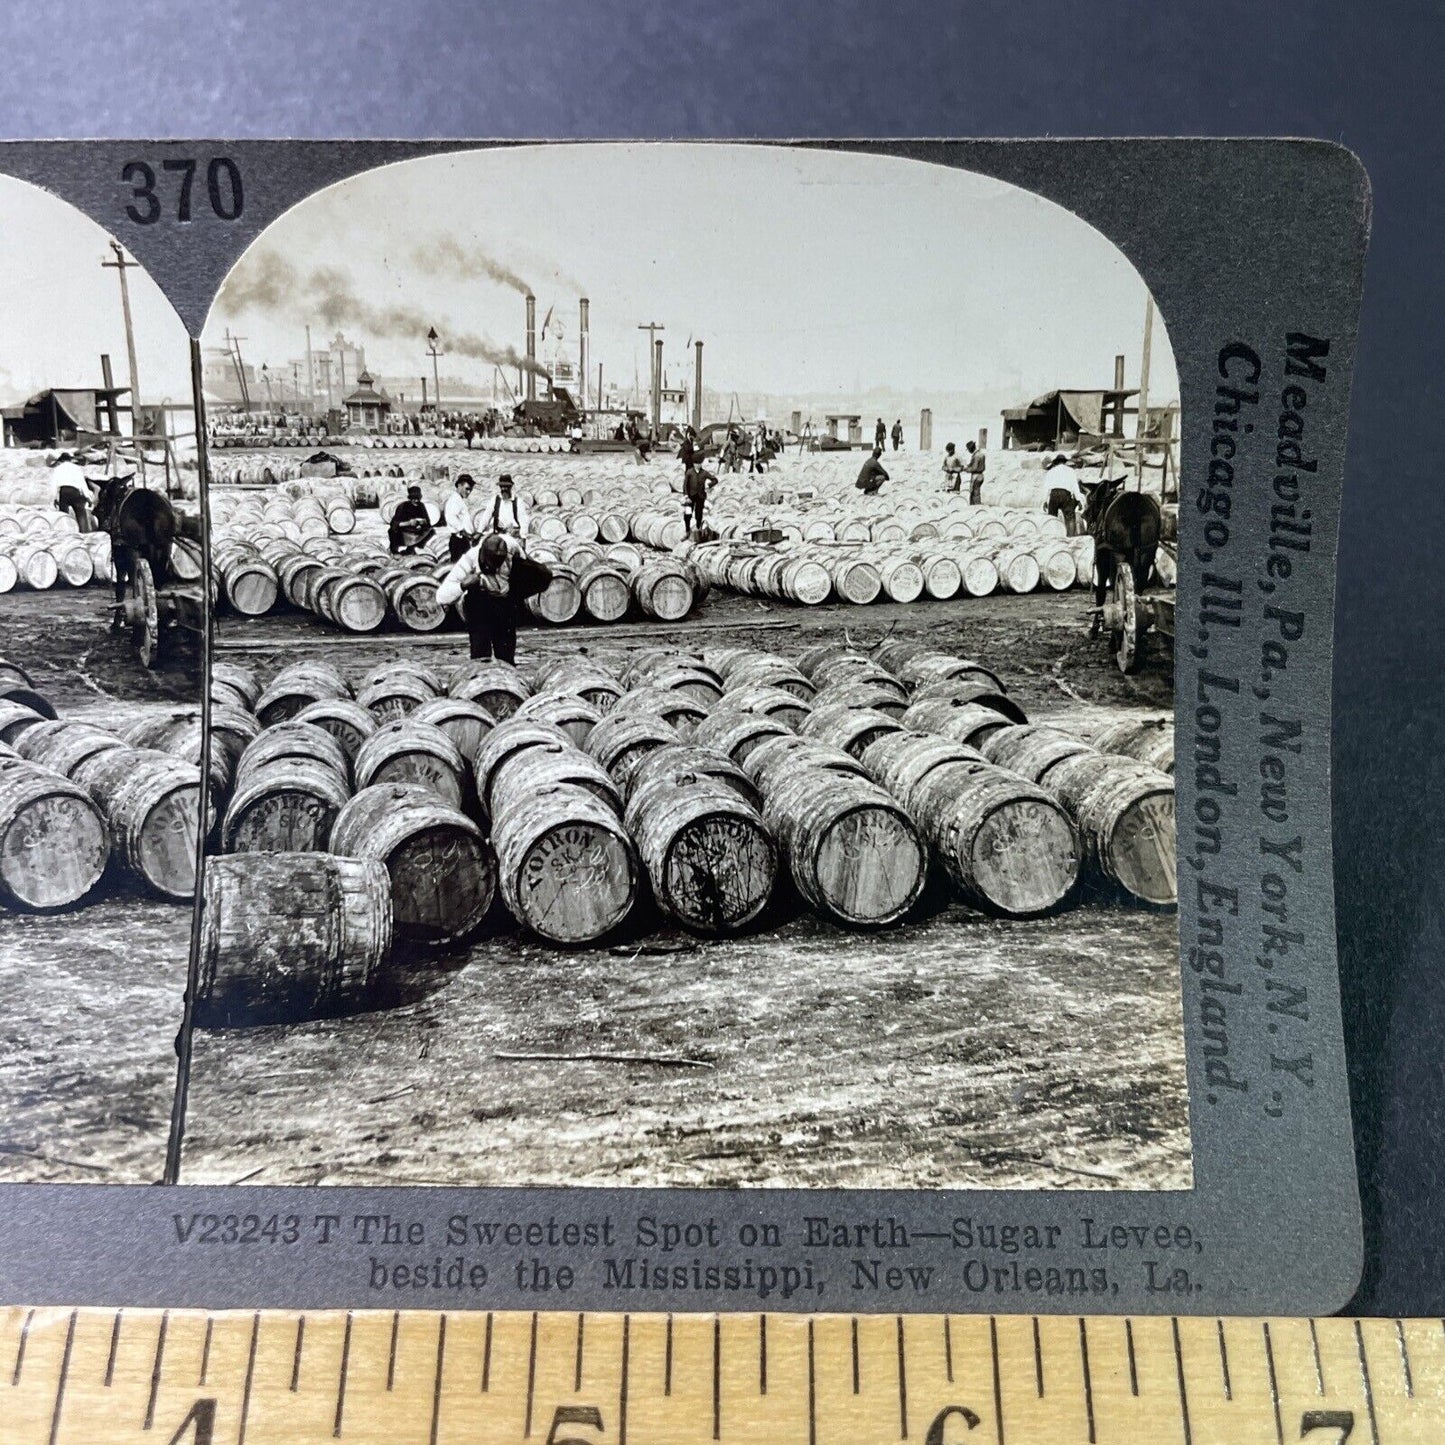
[[762, 770, 926, 927], [293, 698, 378, 763], [221, 755, 349, 856], [692, 707, 790, 764], [625, 742, 761, 812], [859, 730, 985, 805], [235, 721, 352, 789], [742, 734, 865, 795], [908, 761, 1079, 916], [722, 656, 815, 700], [357, 673, 440, 722], [493, 745, 621, 826], [625, 770, 776, 932], [331, 783, 496, 944], [256, 660, 353, 724], [196, 853, 392, 1027], [584, 712, 678, 785], [411, 697, 496, 761], [725, 683, 812, 731], [633, 560, 695, 621], [15, 720, 126, 778], [447, 659, 531, 719], [533, 656, 624, 711], [609, 686, 708, 738], [0, 757, 110, 909], [515, 692, 603, 746], [800, 703, 905, 759], [1092, 717, 1175, 775], [811, 678, 910, 717], [493, 780, 638, 944], [212, 661, 261, 711], [74, 747, 205, 899], [473, 718, 573, 810], [354, 720, 468, 809], [980, 724, 1096, 785], [0, 699, 48, 747], [0, 659, 54, 717], [527, 564, 583, 624], [1042, 752, 1176, 906]]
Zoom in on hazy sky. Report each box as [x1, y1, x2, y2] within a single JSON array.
[[0, 177, 191, 406], [208, 144, 1178, 406]]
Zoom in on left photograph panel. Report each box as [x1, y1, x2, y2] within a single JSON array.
[[0, 177, 204, 1182]]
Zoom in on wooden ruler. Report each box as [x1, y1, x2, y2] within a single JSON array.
[[3, 1308, 1442, 1444]]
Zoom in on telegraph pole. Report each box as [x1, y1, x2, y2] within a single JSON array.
[[638, 322, 665, 430], [102, 241, 143, 425]]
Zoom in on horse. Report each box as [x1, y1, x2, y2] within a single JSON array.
[[1080, 475, 1161, 627], [92, 473, 175, 611]]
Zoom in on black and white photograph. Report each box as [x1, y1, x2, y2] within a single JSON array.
[[183, 143, 1185, 1192], [0, 176, 205, 1183]]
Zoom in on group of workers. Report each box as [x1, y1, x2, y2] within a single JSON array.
[[388, 471, 549, 664]]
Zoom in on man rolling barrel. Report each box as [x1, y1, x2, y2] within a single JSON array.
[[437, 533, 553, 664]]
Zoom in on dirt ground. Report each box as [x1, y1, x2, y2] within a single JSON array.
[[181, 586, 1189, 1190], [0, 586, 199, 1183]]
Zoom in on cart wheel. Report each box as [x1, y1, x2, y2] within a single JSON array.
[[132, 557, 160, 669], [1112, 565, 1144, 675]]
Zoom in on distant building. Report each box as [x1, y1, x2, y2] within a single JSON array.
[[1001, 388, 1139, 450], [201, 346, 255, 405], [3, 385, 129, 447], [343, 371, 391, 431]]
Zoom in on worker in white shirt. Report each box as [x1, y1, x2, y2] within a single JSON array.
[[1043, 452, 1084, 535], [47, 452, 97, 531], [484, 474, 530, 551], [443, 473, 478, 562]]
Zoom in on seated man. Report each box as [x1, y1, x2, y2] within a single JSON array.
[[388, 485, 434, 554]]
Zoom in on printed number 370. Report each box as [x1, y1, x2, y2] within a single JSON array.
[[123, 158, 243, 224]]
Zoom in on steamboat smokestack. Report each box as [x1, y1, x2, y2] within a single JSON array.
[[1113, 353, 1125, 390], [693, 340, 703, 431], [652, 338, 663, 431], [579, 298, 590, 412], [525, 294, 537, 402]]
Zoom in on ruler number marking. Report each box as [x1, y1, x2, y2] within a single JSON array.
[[162, 1398, 216, 1445], [547, 1405, 606, 1445], [1300, 1411, 1355, 1443]]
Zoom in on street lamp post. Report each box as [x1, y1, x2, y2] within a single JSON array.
[[426, 327, 444, 423]]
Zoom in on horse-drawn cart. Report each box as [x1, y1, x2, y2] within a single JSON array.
[[1083, 437, 1179, 675], [83, 433, 205, 670], [108, 485, 205, 669]]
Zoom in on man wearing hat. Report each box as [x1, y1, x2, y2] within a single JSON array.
[[437, 535, 512, 660], [485, 473, 530, 549], [388, 484, 434, 555], [47, 452, 98, 532], [443, 473, 478, 562]]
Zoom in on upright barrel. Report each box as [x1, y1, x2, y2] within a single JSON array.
[[196, 853, 392, 1027]]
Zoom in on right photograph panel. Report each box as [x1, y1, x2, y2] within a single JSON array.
[[184, 143, 1184, 1191]]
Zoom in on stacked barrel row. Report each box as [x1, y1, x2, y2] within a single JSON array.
[[0, 657, 204, 910], [204, 643, 1172, 990], [0, 506, 113, 591]]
